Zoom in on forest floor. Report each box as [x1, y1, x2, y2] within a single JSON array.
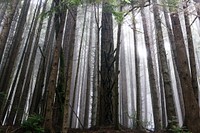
[[0, 126, 168, 133], [68, 126, 167, 133]]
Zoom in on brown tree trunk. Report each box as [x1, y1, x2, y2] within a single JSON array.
[[141, 2, 162, 130], [183, 2, 199, 103], [170, 12, 200, 133], [41, 20, 56, 116], [0, 0, 19, 62], [152, 0, 177, 129], [53, 48, 65, 132], [44, 1, 66, 131], [29, 1, 54, 115], [4, 0, 37, 125], [162, 2, 185, 120], [99, 1, 115, 126], [113, 4, 122, 130], [62, 7, 78, 133], [69, 5, 87, 128], [15, 0, 48, 125], [0, 0, 31, 114]]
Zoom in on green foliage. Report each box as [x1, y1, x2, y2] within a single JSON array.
[[40, 0, 82, 19], [169, 125, 191, 133], [123, 0, 131, 4], [41, 0, 136, 23], [67, 0, 82, 6], [40, 0, 139, 24], [107, 0, 117, 4], [168, 117, 191, 133], [113, 11, 125, 23], [21, 115, 44, 133], [165, 0, 179, 12], [102, 1, 126, 23], [85, 0, 101, 4]]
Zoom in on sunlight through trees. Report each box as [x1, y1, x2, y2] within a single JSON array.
[[0, 0, 200, 132]]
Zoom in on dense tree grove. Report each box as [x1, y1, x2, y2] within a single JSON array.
[[1, 0, 200, 132]]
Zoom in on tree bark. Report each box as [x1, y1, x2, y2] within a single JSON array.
[[162, 2, 185, 121], [0, 0, 31, 114], [69, 5, 87, 128], [91, 3, 100, 127], [183, 2, 199, 103], [141, 2, 162, 130], [99, 1, 115, 126], [0, 0, 19, 62], [113, 4, 122, 130], [0, 1, 8, 24], [6, 1, 42, 125], [29, 1, 54, 115], [152, 0, 177, 129], [170, 12, 200, 133], [44, 1, 66, 131], [84, 6, 93, 128], [62, 7, 78, 133], [15, 0, 48, 125]]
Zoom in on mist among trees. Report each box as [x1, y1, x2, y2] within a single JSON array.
[[0, 0, 200, 132]]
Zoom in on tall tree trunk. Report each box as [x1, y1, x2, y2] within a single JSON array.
[[91, 3, 100, 127], [3, 0, 38, 125], [183, 2, 199, 103], [152, 0, 177, 129], [141, 3, 162, 130], [113, 4, 122, 130], [99, 1, 115, 126], [0, 0, 19, 62], [170, 11, 200, 133], [84, 7, 93, 128], [0, 0, 31, 114], [0, 6, 36, 124], [94, 3, 101, 127], [53, 48, 65, 132], [79, 45, 88, 128], [162, 2, 185, 120], [69, 5, 87, 128], [29, 1, 54, 115], [119, 38, 128, 126], [44, 0, 66, 131], [6, 1, 42, 125], [134, 7, 142, 130], [41, 20, 55, 116], [15, 0, 48, 125], [62, 7, 78, 133]]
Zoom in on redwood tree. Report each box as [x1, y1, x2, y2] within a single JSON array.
[[169, 1, 200, 132], [99, 1, 115, 126]]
